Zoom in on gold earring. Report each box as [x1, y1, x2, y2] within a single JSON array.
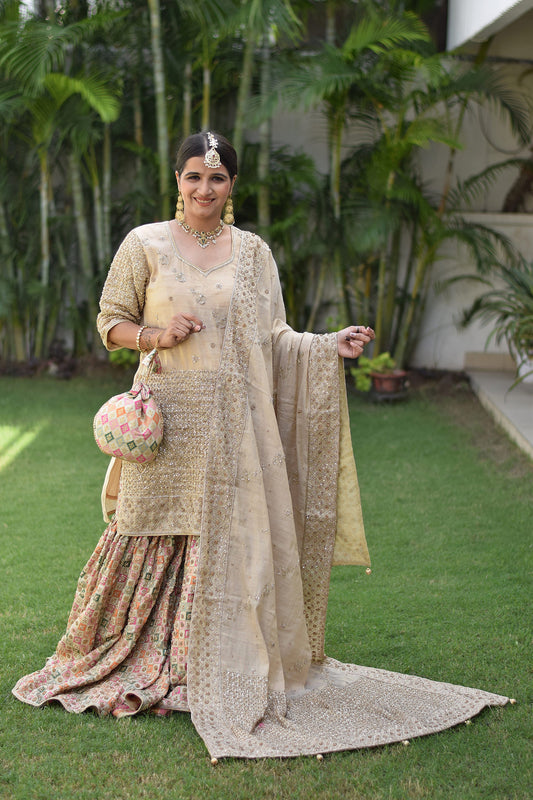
[[223, 196, 234, 225], [175, 192, 184, 222]]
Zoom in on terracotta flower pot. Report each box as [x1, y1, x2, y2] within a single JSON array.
[[370, 370, 408, 394]]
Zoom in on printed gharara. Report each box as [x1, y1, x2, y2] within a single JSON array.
[[13, 225, 509, 759]]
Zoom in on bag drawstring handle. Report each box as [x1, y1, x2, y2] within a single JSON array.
[[141, 347, 159, 377], [129, 383, 152, 401]]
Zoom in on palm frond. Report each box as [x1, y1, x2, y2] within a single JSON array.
[[427, 63, 531, 146], [225, 0, 301, 42], [459, 262, 533, 356], [433, 217, 524, 274], [24, 94, 60, 145], [0, 16, 115, 94], [179, 0, 238, 32], [387, 176, 438, 221], [448, 158, 531, 209], [277, 48, 358, 110], [0, 84, 26, 122], [342, 11, 430, 59], [341, 199, 404, 255], [43, 73, 121, 124], [402, 115, 459, 150]]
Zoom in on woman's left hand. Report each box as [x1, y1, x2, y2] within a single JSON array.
[[336, 325, 375, 359]]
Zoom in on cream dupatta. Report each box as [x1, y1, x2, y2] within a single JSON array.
[[186, 232, 508, 759]]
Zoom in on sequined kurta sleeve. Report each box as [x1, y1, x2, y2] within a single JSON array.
[[96, 230, 151, 350]]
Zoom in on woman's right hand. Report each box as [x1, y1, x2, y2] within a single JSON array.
[[156, 313, 206, 348]]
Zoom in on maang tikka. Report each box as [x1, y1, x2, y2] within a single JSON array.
[[204, 132, 221, 169]]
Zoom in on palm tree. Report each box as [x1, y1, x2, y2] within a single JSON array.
[[146, 0, 169, 220], [273, 4, 531, 361], [0, 81, 30, 361], [177, 0, 239, 132], [392, 59, 530, 365], [276, 8, 431, 328], [249, 146, 324, 328], [337, 49, 530, 365], [0, 12, 120, 356], [231, 0, 301, 161]]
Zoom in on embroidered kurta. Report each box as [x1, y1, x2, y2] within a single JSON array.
[[13, 222, 508, 759]]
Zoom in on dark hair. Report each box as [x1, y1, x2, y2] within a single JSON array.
[[175, 131, 238, 180]]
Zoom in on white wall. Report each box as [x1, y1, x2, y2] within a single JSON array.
[[447, 0, 533, 49], [417, 94, 532, 216], [404, 6, 533, 212], [416, 6, 533, 369], [411, 213, 533, 370]]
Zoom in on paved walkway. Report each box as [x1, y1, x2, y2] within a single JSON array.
[[467, 370, 533, 461]]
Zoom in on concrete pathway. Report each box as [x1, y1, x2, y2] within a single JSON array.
[[467, 370, 533, 461]]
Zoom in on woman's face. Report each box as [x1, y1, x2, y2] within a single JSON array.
[[176, 157, 235, 228]]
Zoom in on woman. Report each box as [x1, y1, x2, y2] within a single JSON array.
[[13, 132, 508, 760]]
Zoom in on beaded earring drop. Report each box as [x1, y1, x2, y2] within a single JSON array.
[[175, 192, 185, 222], [223, 197, 234, 225]]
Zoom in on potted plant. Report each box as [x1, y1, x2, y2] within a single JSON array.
[[351, 352, 408, 397], [460, 262, 533, 386]]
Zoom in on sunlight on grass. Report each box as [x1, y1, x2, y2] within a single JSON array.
[[0, 424, 46, 471]]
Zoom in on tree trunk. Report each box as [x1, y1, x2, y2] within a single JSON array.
[[233, 33, 255, 163], [183, 59, 192, 137], [383, 225, 401, 352], [0, 200, 25, 361], [325, 0, 336, 45], [202, 59, 211, 130], [48, 192, 67, 355], [87, 147, 106, 278], [330, 107, 349, 327], [392, 220, 418, 355], [257, 35, 272, 237], [330, 108, 342, 222], [133, 79, 144, 227], [148, 0, 169, 220], [394, 245, 436, 367], [502, 155, 533, 212], [306, 258, 327, 332], [103, 124, 112, 265], [35, 149, 50, 359], [373, 171, 396, 355], [69, 151, 98, 350]]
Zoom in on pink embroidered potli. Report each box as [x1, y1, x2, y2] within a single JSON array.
[[93, 382, 163, 464]]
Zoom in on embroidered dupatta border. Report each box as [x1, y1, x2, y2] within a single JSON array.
[[300, 333, 341, 662]]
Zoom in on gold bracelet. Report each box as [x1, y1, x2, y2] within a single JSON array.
[[136, 325, 148, 352]]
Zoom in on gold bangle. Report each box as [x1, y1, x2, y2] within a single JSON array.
[[136, 325, 148, 352]]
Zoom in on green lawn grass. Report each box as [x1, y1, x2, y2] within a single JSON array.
[[0, 373, 531, 800]]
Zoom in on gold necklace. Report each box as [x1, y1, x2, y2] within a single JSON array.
[[178, 219, 224, 248]]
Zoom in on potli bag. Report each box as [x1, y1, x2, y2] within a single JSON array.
[[93, 349, 163, 464]]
